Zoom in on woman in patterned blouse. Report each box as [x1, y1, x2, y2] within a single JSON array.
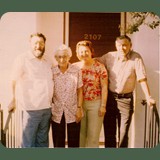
[[51, 44, 83, 148], [75, 40, 108, 147]]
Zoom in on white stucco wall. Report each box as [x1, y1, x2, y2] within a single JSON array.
[[129, 19, 159, 148], [0, 12, 37, 110], [0, 12, 64, 147], [36, 12, 64, 65], [0, 12, 64, 111]]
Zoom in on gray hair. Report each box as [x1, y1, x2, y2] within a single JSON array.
[[116, 35, 131, 43], [55, 44, 72, 58]]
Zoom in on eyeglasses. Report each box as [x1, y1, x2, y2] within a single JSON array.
[[56, 55, 69, 59]]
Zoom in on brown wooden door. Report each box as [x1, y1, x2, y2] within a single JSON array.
[[69, 12, 121, 63]]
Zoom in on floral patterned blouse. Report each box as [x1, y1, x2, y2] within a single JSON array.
[[51, 64, 83, 124], [82, 60, 108, 101]]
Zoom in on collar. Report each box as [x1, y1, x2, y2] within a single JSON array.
[[117, 50, 132, 61], [53, 63, 72, 74]]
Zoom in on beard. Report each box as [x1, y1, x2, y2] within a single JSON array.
[[33, 47, 45, 59]]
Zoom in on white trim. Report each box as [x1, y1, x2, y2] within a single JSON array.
[[64, 12, 69, 46], [120, 12, 126, 35], [159, 25, 160, 116]]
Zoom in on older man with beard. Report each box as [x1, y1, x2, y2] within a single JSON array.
[[8, 33, 54, 148]]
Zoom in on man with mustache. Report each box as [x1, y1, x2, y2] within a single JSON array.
[[9, 33, 53, 148]]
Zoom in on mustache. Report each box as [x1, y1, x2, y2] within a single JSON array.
[[35, 47, 45, 53]]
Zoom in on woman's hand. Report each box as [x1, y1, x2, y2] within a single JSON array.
[[75, 107, 83, 123], [98, 106, 106, 117]]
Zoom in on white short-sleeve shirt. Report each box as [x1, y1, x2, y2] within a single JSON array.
[[11, 51, 54, 110], [99, 51, 147, 94]]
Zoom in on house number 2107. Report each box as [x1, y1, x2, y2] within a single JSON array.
[[84, 34, 102, 40]]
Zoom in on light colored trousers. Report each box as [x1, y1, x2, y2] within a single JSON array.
[[80, 99, 104, 148]]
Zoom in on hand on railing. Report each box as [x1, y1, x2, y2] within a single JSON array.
[[146, 96, 156, 107], [141, 98, 159, 148], [8, 98, 16, 112]]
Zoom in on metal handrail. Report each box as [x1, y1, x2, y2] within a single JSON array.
[[141, 100, 159, 148], [0, 104, 22, 148], [3, 112, 13, 134], [1, 100, 159, 148], [0, 104, 3, 144], [3, 112, 13, 147]]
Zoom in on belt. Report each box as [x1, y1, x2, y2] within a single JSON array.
[[110, 91, 133, 99]]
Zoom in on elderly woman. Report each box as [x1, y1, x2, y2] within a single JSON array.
[[75, 40, 108, 148], [51, 44, 83, 148]]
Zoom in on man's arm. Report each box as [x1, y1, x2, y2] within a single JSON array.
[[95, 54, 106, 65], [139, 80, 156, 106], [8, 80, 16, 112]]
